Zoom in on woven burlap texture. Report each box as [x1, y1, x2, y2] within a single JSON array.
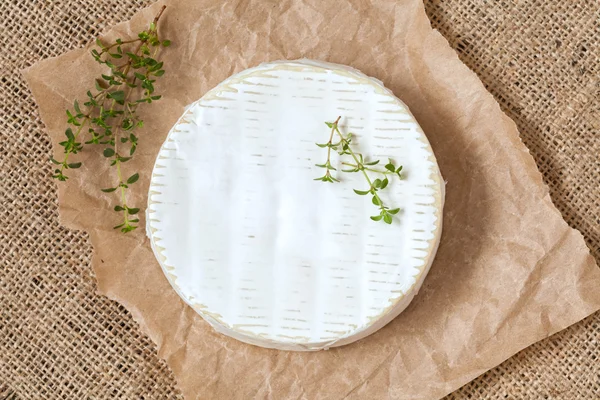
[[1, 0, 598, 398]]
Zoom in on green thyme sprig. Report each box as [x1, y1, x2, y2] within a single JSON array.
[[315, 116, 403, 224], [51, 5, 170, 233]]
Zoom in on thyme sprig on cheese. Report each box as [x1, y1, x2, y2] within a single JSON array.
[[315, 116, 403, 224], [51, 6, 170, 233]]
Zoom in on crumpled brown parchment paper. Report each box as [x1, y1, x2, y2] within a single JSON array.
[[23, 0, 600, 398]]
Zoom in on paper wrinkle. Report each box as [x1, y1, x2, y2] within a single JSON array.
[[162, 306, 195, 360], [23, 0, 600, 399]]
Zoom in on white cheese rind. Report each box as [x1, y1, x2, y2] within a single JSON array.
[[147, 60, 444, 351]]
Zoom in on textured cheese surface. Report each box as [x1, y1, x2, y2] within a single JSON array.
[[147, 60, 444, 350]]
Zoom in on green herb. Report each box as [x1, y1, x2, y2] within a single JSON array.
[[315, 116, 403, 224], [51, 5, 169, 233]]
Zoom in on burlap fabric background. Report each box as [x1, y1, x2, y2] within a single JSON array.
[[1, 0, 598, 398]]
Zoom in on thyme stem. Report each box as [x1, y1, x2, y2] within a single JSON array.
[[314, 116, 403, 224], [331, 121, 387, 216], [51, 6, 170, 233]]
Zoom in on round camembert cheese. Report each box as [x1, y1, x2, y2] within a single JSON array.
[[147, 60, 444, 351]]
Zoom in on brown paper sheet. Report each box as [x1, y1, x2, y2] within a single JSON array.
[[23, 0, 600, 398]]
